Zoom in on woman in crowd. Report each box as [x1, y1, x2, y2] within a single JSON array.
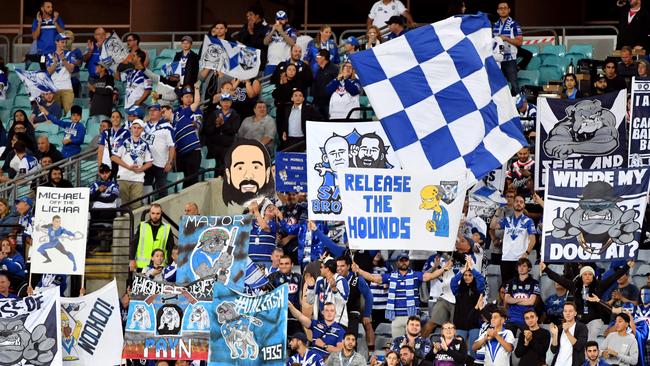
[[8, 110, 36, 151], [362, 26, 383, 50], [450, 256, 485, 356], [430, 321, 472, 365], [563, 73, 582, 100], [638, 59, 650, 78], [305, 25, 340, 75], [0, 198, 18, 238], [0, 237, 26, 282], [230, 77, 261, 120], [327, 61, 362, 119]]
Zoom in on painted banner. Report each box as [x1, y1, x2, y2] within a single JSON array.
[[275, 152, 307, 193], [307, 121, 400, 221], [60, 280, 123, 366], [176, 215, 251, 291], [208, 282, 288, 366], [199, 35, 262, 80], [31, 187, 90, 275], [541, 167, 650, 262], [629, 77, 650, 167], [337, 168, 468, 250], [0, 286, 62, 366], [123, 275, 214, 360], [221, 139, 276, 209], [535, 90, 628, 189]]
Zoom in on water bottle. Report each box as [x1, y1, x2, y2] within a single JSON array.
[[567, 58, 575, 74]]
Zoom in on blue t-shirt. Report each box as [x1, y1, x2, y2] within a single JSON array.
[[309, 319, 345, 359], [505, 275, 540, 326], [287, 349, 325, 366], [305, 38, 340, 75], [249, 219, 278, 262], [381, 271, 424, 316], [50, 115, 86, 158], [32, 17, 65, 55], [86, 42, 103, 78]]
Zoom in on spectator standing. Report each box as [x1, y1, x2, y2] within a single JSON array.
[[83, 27, 107, 80], [305, 26, 340, 75], [549, 302, 588, 366], [31, 1, 65, 58], [271, 45, 313, 90], [63, 31, 83, 97], [46, 33, 75, 114], [173, 36, 200, 87], [390, 316, 432, 361], [87, 61, 114, 126], [116, 49, 152, 110], [369, 252, 390, 329], [449, 256, 485, 354], [267, 254, 302, 334], [327, 61, 362, 119], [385, 16, 408, 40], [326, 333, 366, 366], [122, 33, 149, 68], [514, 310, 550, 366], [617, 46, 637, 85], [545, 282, 569, 326], [279, 88, 324, 150], [142, 104, 175, 194], [263, 11, 297, 76], [0, 141, 39, 182], [236, 6, 269, 73], [504, 258, 540, 331], [306, 259, 350, 327], [238, 100, 276, 154], [472, 309, 515, 366], [0, 59, 6, 102], [313, 49, 339, 118], [601, 313, 638, 366], [336, 255, 375, 348], [287, 332, 325, 366], [204, 93, 241, 175], [35, 135, 63, 163], [603, 59, 628, 92], [43, 105, 86, 158], [30, 91, 61, 124], [173, 85, 203, 188], [248, 200, 280, 267], [289, 302, 345, 360], [130, 204, 174, 272], [616, 0, 650, 51], [489, 194, 535, 284], [367, 0, 413, 29], [230, 78, 262, 120], [273, 64, 307, 128], [89, 164, 120, 210], [97, 111, 130, 178], [492, 2, 523, 96], [111, 119, 153, 209]]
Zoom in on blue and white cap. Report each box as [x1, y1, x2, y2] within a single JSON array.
[[276, 10, 288, 20]]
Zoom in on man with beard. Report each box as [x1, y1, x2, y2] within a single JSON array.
[[287, 332, 325, 366], [129, 203, 174, 272], [352, 133, 390, 168], [222, 139, 275, 206], [390, 316, 432, 361], [31, 1, 65, 58], [43, 166, 73, 187], [326, 333, 367, 366], [268, 254, 302, 334]]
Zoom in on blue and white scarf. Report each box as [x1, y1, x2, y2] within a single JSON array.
[[385, 270, 418, 321]]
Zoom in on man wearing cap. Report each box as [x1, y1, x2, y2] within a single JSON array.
[[143, 104, 175, 195], [367, 0, 414, 29], [111, 118, 153, 209], [288, 332, 326, 366], [126, 105, 144, 129], [342, 37, 359, 63], [173, 84, 203, 187], [87, 60, 114, 127], [89, 163, 120, 251], [173, 36, 199, 87], [116, 49, 152, 110], [515, 93, 537, 131], [493, 2, 523, 96], [31, 1, 65, 57], [263, 10, 297, 76], [542, 260, 633, 341], [40, 104, 86, 158], [593, 73, 608, 95], [352, 252, 443, 337], [290, 302, 345, 360], [385, 16, 408, 40], [46, 32, 75, 114]]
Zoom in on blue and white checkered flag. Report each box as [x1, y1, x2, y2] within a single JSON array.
[[15, 69, 57, 100], [351, 13, 526, 183], [161, 61, 182, 77]]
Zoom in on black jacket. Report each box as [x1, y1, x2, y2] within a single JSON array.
[[312, 62, 339, 107], [550, 321, 588, 366], [173, 50, 200, 87], [89, 73, 115, 117], [279, 103, 324, 139], [271, 60, 313, 89], [236, 22, 269, 69], [618, 4, 650, 50], [515, 327, 550, 366]]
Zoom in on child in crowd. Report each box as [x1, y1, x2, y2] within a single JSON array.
[[163, 246, 178, 282], [143, 248, 165, 281]]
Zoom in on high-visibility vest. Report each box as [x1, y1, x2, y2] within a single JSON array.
[[135, 222, 170, 268]]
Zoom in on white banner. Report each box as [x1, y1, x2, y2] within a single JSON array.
[[338, 168, 468, 250], [307, 121, 400, 221], [199, 35, 261, 80], [0, 286, 62, 366], [100, 32, 129, 72], [32, 187, 90, 275], [60, 280, 123, 366]]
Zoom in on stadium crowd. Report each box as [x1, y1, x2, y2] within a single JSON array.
[[0, 0, 650, 365]]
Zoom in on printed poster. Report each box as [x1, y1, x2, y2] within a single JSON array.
[[275, 152, 307, 193], [629, 77, 650, 166]]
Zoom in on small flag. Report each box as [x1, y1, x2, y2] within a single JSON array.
[[199, 35, 261, 80], [15, 69, 57, 99], [100, 32, 129, 72]]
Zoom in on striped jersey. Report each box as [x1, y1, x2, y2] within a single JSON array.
[[173, 106, 203, 156], [370, 265, 389, 310], [248, 219, 278, 262], [310, 319, 345, 359], [287, 349, 325, 366], [98, 127, 130, 165]]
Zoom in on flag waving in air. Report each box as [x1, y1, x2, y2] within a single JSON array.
[[351, 13, 526, 183], [100, 32, 129, 72], [199, 35, 261, 80], [15, 69, 57, 99]]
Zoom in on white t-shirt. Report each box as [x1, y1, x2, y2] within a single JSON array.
[[121, 69, 152, 109], [46, 51, 73, 90], [115, 138, 153, 183], [143, 120, 175, 168], [479, 329, 514, 366], [368, 0, 407, 28], [556, 323, 576, 366]]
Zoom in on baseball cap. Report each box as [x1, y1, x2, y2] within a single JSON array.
[[148, 103, 161, 110], [127, 105, 144, 118], [131, 119, 145, 128], [96, 60, 110, 69], [99, 164, 112, 173], [290, 332, 308, 344], [396, 252, 409, 261], [181, 35, 193, 43], [385, 15, 406, 26], [55, 33, 70, 42], [15, 197, 33, 206], [276, 10, 288, 20], [515, 92, 526, 109], [345, 36, 360, 47], [179, 86, 194, 96], [596, 73, 607, 81], [220, 93, 233, 101]]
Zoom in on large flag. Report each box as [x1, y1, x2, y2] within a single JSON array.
[[535, 90, 628, 189], [15, 68, 57, 99], [208, 283, 288, 366], [123, 275, 214, 361], [31, 187, 90, 275], [307, 120, 400, 221], [176, 215, 252, 291], [100, 32, 129, 72], [199, 35, 261, 80], [541, 167, 650, 262], [629, 77, 650, 166], [337, 168, 468, 250], [60, 280, 123, 366], [351, 13, 526, 184], [0, 286, 62, 366]]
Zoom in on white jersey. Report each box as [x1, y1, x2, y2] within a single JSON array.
[[368, 0, 407, 28], [143, 120, 175, 168], [478, 329, 514, 366]]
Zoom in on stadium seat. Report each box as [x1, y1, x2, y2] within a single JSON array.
[[158, 48, 177, 59], [79, 69, 89, 82], [569, 44, 594, 59], [145, 48, 157, 65], [540, 44, 566, 57], [13, 95, 31, 109], [526, 56, 542, 71], [521, 44, 539, 57], [540, 55, 566, 73], [517, 69, 540, 87], [35, 122, 60, 136], [154, 57, 173, 70], [27, 63, 41, 71], [638, 249, 650, 262], [538, 65, 564, 84]]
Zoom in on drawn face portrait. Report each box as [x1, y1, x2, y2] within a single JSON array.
[[355, 135, 386, 168], [323, 136, 350, 171], [227, 144, 269, 195]]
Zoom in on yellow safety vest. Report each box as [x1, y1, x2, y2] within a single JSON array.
[[135, 222, 171, 268]]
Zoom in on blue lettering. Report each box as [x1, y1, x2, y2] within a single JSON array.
[[401, 218, 410, 238], [156, 339, 167, 354], [347, 217, 410, 239], [363, 195, 373, 211], [168, 338, 179, 350], [145, 338, 155, 349], [404, 176, 411, 192], [384, 196, 393, 213], [345, 174, 354, 190], [317, 186, 332, 200]]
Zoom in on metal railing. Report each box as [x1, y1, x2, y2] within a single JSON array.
[[87, 207, 134, 276], [520, 25, 619, 45]]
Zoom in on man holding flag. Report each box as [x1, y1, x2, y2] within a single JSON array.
[[173, 36, 199, 86]]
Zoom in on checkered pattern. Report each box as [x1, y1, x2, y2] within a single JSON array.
[[350, 13, 526, 183]]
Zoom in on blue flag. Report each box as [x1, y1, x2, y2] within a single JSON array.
[[15, 69, 57, 99], [351, 13, 526, 184], [199, 35, 261, 80], [209, 282, 288, 366], [161, 61, 183, 77]]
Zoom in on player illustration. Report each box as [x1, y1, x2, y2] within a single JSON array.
[[419, 185, 449, 237], [61, 311, 82, 361], [216, 301, 263, 360], [190, 227, 237, 282], [36, 215, 81, 271]]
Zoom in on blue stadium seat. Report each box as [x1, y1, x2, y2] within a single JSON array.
[[35, 122, 60, 136], [13, 95, 31, 109], [158, 49, 177, 59], [526, 56, 542, 71], [79, 69, 89, 82], [521, 44, 539, 57], [569, 44, 593, 59], [540, 44, 566, 57], [541, 54, 566, 73], [538, 65, 564, 85], [517, 70, 540, 87]]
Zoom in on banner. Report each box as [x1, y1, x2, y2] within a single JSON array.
[[468, 182, 506, 223], [176, 215, 251, 291], [0, 286, 62, 366], [199, 35, 261, 80], [15, 69, 57, 99], [221, 139, 276, 209], [275, 152, 307, 193], [31, 187, 90, 275], [307, 121, 400, 221], [541, 167, 650, 262], [60, 280, 123, 366], [629, 77, 650, 166], [535, 90, 628, 189], [99, 32, 129, 72], [123, 275, 214, 360], [337, 168, 468, 250], [208, 283, 287, 366], [480, 164, 507, 192]]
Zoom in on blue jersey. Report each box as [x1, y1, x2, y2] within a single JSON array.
[[505, 275, 540, 326], [244, 260, 269, 294], [287, 349, 325, 366], [46, 225, 75, 243], [173, 106, 203, 156], [310, 319, 345, 359], [85, 42, 103, 78], [98, 127, 130, 153], [32, 17, 65, 54], [248, 219, 278, 262], [305, 38, 340, 75], [492, 17, 522, 61], [50, 115, 86, 158]]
